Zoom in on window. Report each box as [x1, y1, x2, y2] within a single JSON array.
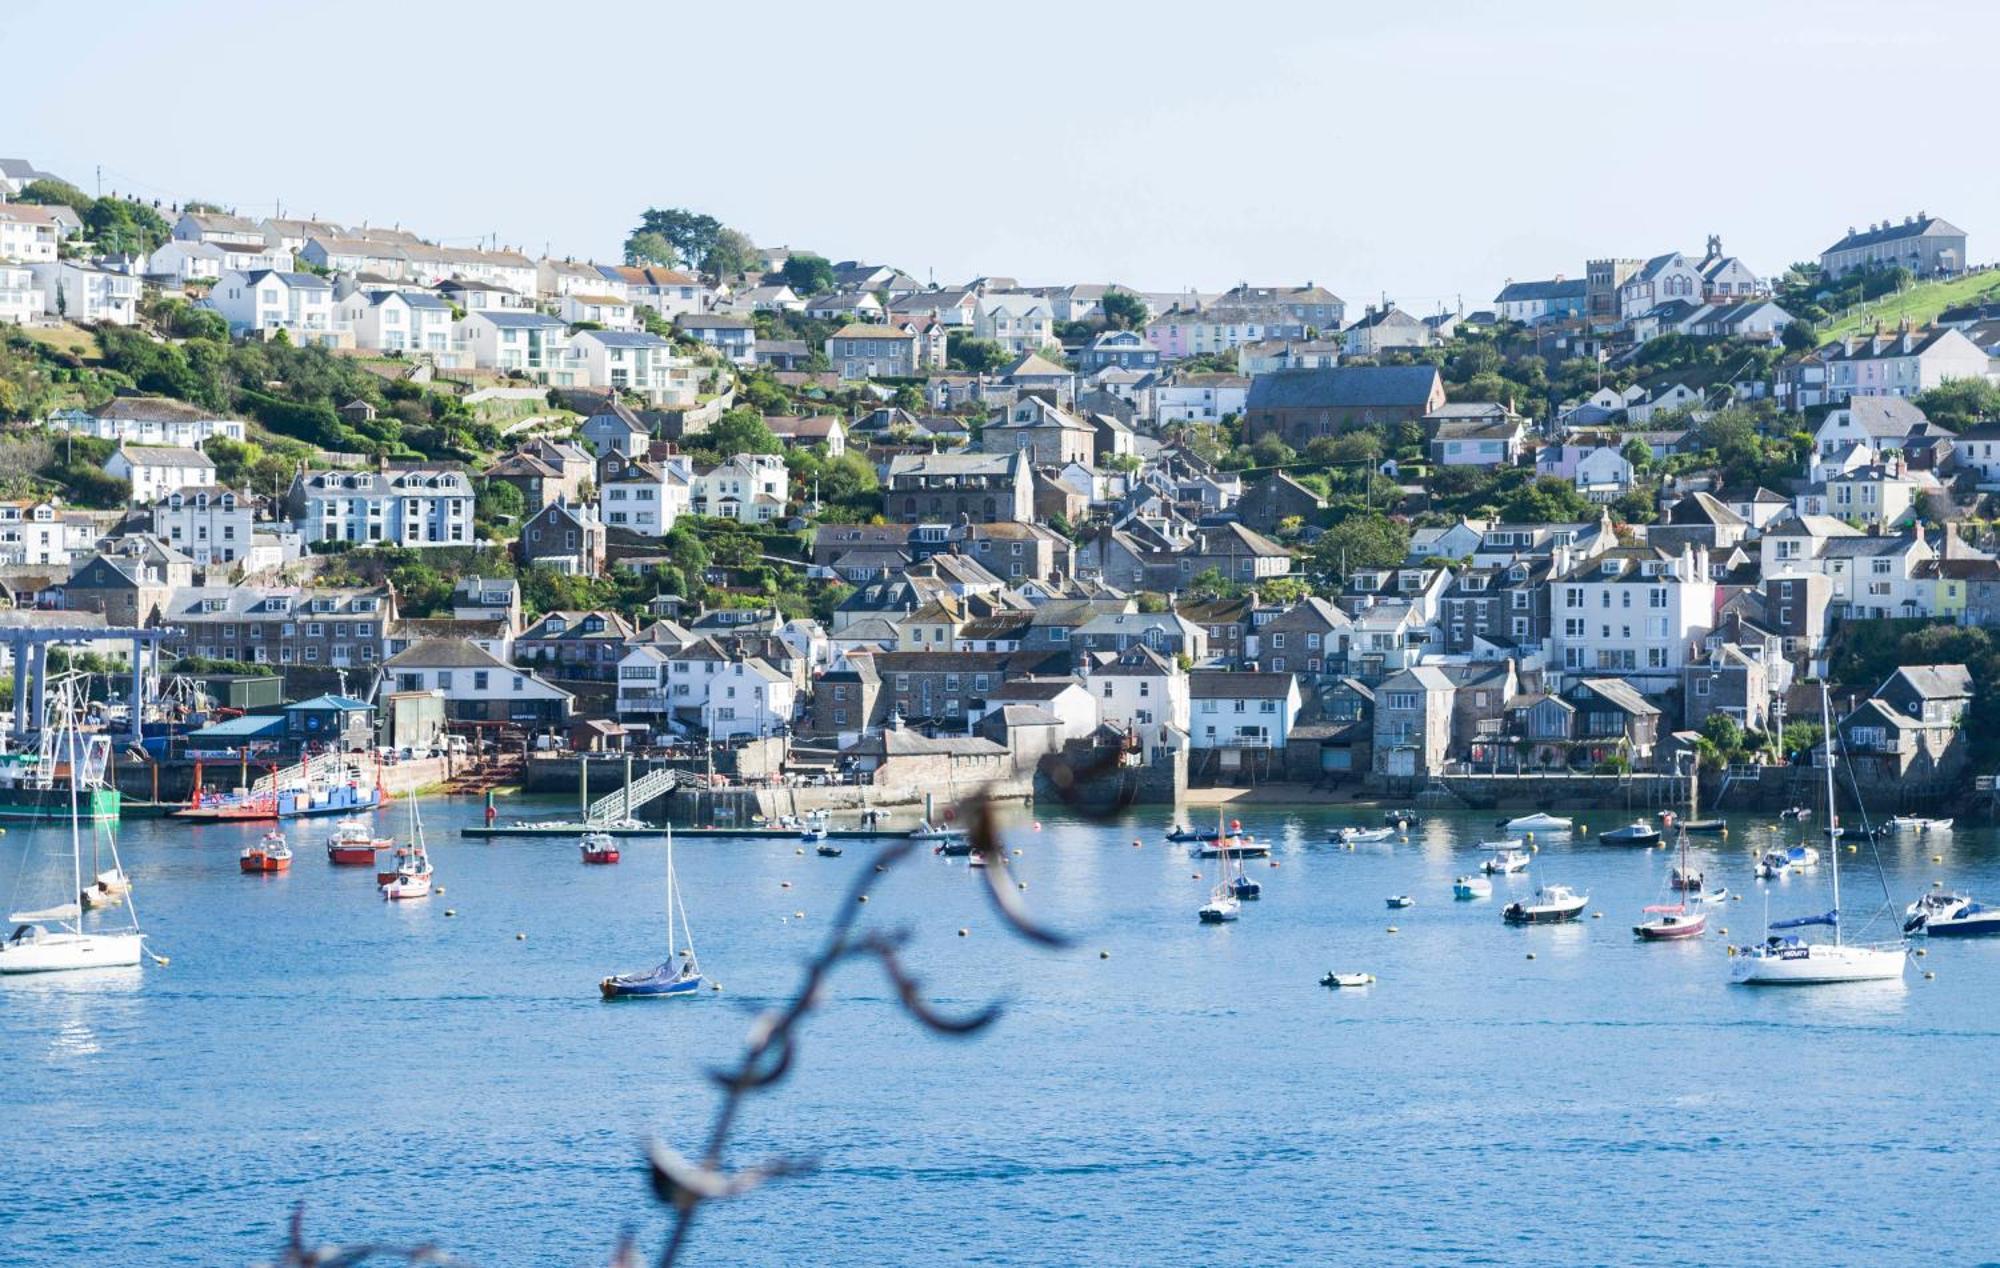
[[473, 671, 489, 690], [438, 672, 453, 690]]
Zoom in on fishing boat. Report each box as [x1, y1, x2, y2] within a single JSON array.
[[1756, 845, 1819, 878], [1385, 894, 1414, 909], [1635, 833, 1708, 940], [1598, 820, 1662, 846], [815, 843, 844, 858], [379, 796, 434, 901], [1905, 892, 2000, 938], [1320, 972, 1375, 988], [1729, 685, 1905, 985], [1193, 815, 1267, 857], [799, 812, 828, 845], [579, 831, 621, 865], [1481, 845, 1531, 875], [1504, 812, 1572, 833], [1502, 884, 1589, 925], [601, 823, 704, 999], [1330, 825, 1397, 844], [239, 830, 292, 874], [1886, 816, 1953, 833], [0, 674, 147, 973], [1452, 874, 1492, 900], [325, 817, 388, 866]]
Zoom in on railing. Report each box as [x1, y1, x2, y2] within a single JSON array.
[[252, 750, 367, 794], [585, 765, 687, 823]]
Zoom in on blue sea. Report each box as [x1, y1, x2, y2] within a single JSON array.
[[5, 799, 2000, 1265]]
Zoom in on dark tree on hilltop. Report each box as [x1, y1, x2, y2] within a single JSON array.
[[1101, 288, 1148, 330], [627, 208, 723, 272], [780, 253, 836, 295]]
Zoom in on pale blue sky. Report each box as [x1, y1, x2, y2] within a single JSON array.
[[5, 0, 1993, 312]]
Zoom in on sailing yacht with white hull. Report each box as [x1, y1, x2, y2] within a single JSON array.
[[1730, 683, 1905, 985], [0, 672, 146, 974]]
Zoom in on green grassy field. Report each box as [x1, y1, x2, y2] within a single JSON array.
[[16, 324, 103, 362], [1819, 270, 2000, 341]]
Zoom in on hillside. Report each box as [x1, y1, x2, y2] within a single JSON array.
[[1818, 269, 2000, 341]]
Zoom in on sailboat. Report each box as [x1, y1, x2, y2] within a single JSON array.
[[378, 794, 434, 900], [0, 671, 147, 974], [602, 823, 704, 998], [1730, 683, 1905, 985], [1634, 830, 1707, 940], [1198, 814, 1242, 923]]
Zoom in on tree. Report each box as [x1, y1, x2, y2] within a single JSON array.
[[947, 334, 1007, 373], [699, 409, 784, 460], [1620, 437, 1653, 472], [1307, 512, 1409, 576], [1612, 488, 1657, 525], [891, 383, 924, 413], [1915, 378, 2000, 433], [1258, 576, 1313, 604], [1101, 288, 1148, 331], [780, 253, 836, 295], [475, 478, 526, 539], [702, 227, 758, 279], [624, 231, 678, 269], [1496, 476, 1592, 524], [1248, 434, 1296, 468], [1696, 406, 1760, 458], [627, 208, 722, 272], [1780, 319, 1817, 354]]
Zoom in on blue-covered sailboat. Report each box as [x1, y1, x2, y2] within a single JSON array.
[[600, 823, 705, 1000]]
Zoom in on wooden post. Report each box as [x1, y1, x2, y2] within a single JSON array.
[[579, 753, 589, 822]]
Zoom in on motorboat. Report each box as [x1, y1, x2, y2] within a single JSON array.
[[79, 868, 130, 910], [1502, 884, 1589, 925], [1778, 806, 1811, 821], [1194, 817, 1268, 857], [1504, 812, 1572, 834], [815, 843, 843, 858], [1671, 866, 1705, 892], [799, 812, 829, 845], [1886, 816, 1953, 833], [1905, 892, 2000, 937], [1320, 972, 1375, 988], [326, 817, 388, 866], [1452, 875, 1492, 900], [1232, 874, 1262, 901], [1481, 846, 1531, 875], [1164, 825, 1218, 844], [912, 821, 970, 849], [601, 824, 705, 1000], [1382, 809, 1422, 830], [1693, 887, 1730, 905], [580, 832, 621, 865], [239, 831, 292, 874], [1756, 845, 1819, 878], [1679, 819, 1727, 835], [1331, 826, 1397, 844], [1385, 894, 1414, 909], [1598, 821, 1662, 847]]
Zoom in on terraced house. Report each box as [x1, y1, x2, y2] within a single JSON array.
[[156, 585, 395, 668], [286, 461, 475, 547]]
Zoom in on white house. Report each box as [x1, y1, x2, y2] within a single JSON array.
[[286, 463, 475, 548], [559, 292, 639, 331], [0, 263, 42, 325], [0, 499, 72, 565], [454, 310, 573, 380], [336, 289, 454, 356], [147, 238, 291, 283], [614, 645, 675, 722], [54, 397, 245, 446], [691, 454, 788, 523], [675, 314, 756, 364], [151, 486, 253, 567], [30, 261, 137, 324], [1154, 374, 1249, 424], [662, 639, 797, 739], [1187, 671, 1302, 750], [104, 444, 216, 504], [1952, 421, 2000, 484], [974, 294, 1055, 354], [597, 452, 691, 537], [1549, 544, 1715, 693], [601, 265, 706, 319], [206, 269, 336, 341], [172, 211, 267, 247], [569, 330, 694, 404], [539, 258, 626, 303], [382, 639, 573, 728], [0, 204, 63, 262], [1084, 645, 1189, 754], [1574, 446, 1635, 501]]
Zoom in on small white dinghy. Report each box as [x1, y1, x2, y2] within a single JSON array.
[[1453, 874, 1493, 900], [1320, 971, 1375, 988], [1504, 813, 1572, 833]]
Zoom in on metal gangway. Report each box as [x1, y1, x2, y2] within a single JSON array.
[[252, 749, 369, 795], [584, 764, 693, 824]]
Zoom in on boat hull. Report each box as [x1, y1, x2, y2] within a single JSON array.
[[1635, 916, 1707, 940], [0, 785, 121, 823], [239, 854, 291, 873], [326, 845, 378, 865], [1599, 829, 1662, 846], [1503, 902, 1587, 925], [1923, 913, 2000, 938], [0, 931, 144, 973], [600, 969, 702, 999], [1730, 943, 1905, 984]]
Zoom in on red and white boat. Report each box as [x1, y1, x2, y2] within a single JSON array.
[[1635, 832, 1707, 940], [326, 816, 389, 865], [379, 794, 435, 901], [580, 831, 621, 865], [240, 830, 293, 873]]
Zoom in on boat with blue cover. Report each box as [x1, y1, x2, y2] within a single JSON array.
[[601, 823, 705, 1000], [1906, 892, 2000, 937]]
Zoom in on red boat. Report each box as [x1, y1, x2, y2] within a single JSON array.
[[326, 817, 388, 865], [240, 831, 293, 873], [580, 832, 620, 865]]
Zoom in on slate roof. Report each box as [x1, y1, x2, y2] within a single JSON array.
[[1246, 366, 1442, 411], [1494, 278, 1588, 303], [1823, 216, 1964, 254], [1189, 670, 1296, 700]]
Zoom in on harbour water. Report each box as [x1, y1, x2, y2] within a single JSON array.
[[7, 799, 2000, 1264]]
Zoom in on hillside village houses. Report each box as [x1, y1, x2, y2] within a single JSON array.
[[3, 170, 1999, 804]]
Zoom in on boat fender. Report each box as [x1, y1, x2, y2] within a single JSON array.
[[1033, 822, 1042, 831]]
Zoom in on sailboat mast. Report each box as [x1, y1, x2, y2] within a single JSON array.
[[1821, 682, 1841, 946], [64, 675, 83, 929], [666, 821, 677, 954]]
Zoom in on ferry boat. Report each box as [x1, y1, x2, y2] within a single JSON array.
[[175, 776, 383, 823]]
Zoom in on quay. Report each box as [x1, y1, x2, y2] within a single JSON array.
[[458, 824, 922, 841]]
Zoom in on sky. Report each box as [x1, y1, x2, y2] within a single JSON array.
[[6, 0, 1996, 313]]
